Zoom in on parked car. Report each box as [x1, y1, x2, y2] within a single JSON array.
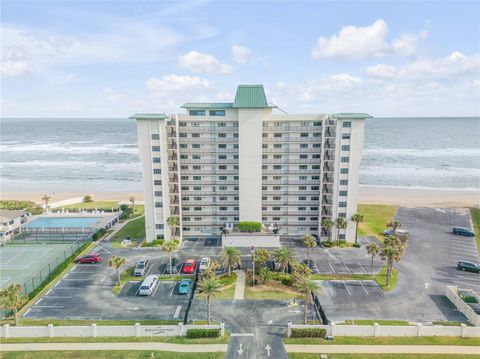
[[74, 253, 102, 264], [452, 227, 475, 237], [311, 233, 320, 245], [457, 260, 480, 273], [383, 229, 409, 237], [138, 275, 158, 296], [133, 258, 150, 276], [164, 258, 178, 274], [178, 279, 192, 295], [199, 257, 211, 272], [302, 259, 320, 274], [183, 258, 197, 274]]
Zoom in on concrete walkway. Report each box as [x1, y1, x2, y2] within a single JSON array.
[[285, 344, 480, 355], [1, 342, 227, 353], [233, 270, 246, 300]]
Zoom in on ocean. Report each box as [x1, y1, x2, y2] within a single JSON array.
[[1, 117, 479, 193]]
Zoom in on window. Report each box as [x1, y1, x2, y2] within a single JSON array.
[[189, 110, 206, 116], [339, 202, 347, 207], [339, 191, 348, 196], [299, 175, 307, 180], [273, 155, 282, 159], [219, 176, 227, 180], [220, 196, 228, 201], [311, 186, 319, 190], [311, 207, 318, 211], [209, 110, 225, 116], [340, 168, 349, 174], [263, 133, 268, 137], [155, 202, 163, 208], [152, 146, 160, 152], [153, 157, 161, 163], [220, 207, 227, 211], [339, 234, 346, 239], [155, 191, 162, 197], [341, 145, 350, 151], [342, 133, 351, 139], [262, 176, 268, 180], [156, 224, 164, 229], [193, 186, 201, 190], [314, 121, 322, 126], [300, 144, 308, 148], [300, 154, 308, 159], [192, 133, 200, 138], [234, 133, 239, 137], [153, 169, 161, 174], [181, 176, 189, 180], [193, 165, 201, 170], [273, 186, 281, 190], [179, 122, 187, 127], [312, 154, 320, 159], [273, 176, 282, 180], [193, 176, 201, 181], [218, 122, 226, 127], [312, 175, 320, 180], [312, 165, 320, 169], [340, 179, 348, 185], [219, 186, 227, 190], [299, 165, 307, 170], [300, 133, 308, 137], [180, 144, 187, 149], [218, 144, 227, 149], [192, 155, 200, 159], [273, 217, 281, 221], [313, 132, 321, 137], [262, 154, 267, 159], [273, 207, 281, 211], [262, 186, 267, 190], [192, 144, 200, 148], [262, 165, 267, 169], [298, 217, 306, 221], [298, 207, 306, 211], [194, 196, 202, 201], [274, 144, 282, 148], [180, 154, 188, 159], [262, 144, 267, 148], [218, 154, 227, 159], [274, 133, 282, 138], [181, 186, 189, 190], [233, 144, 239, 149], [341, 157, 349, 162], [299, 197, 306, 201], [343, 121, 352, 128], [154, 180, 162, 186], [179, 133, 187, 138], [273, 196, 281, 200], [151, 134, 160, 140], [299, 186, 307, 190], [273, 165, 282, 170], [313, 143, 321, 148]]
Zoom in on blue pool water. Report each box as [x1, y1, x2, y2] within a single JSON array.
[[24, 217, 102, 228]]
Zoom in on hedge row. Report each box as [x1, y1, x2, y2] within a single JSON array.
[[238, 221, 261, 232], [186, 328, 221, 338], [291, 328, 327, 338], [218, 273, 237, 286], [92, 228, 107, 241], [271, 272, 294, 286]]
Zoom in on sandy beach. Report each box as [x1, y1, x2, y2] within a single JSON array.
[[1, 186, 479, 208]]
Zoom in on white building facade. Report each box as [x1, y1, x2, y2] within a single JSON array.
[[132, 85, 370, 243]]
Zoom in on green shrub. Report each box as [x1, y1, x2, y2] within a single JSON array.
[[321, 240, 334, 248], [460, 294, 478, 304], [218, 273, 237, 287], [291, 328, 327, 338], [92, 228, 107, 241], [352, 243, 361, 248], [83, 195, 93, 203], [0, 200, 43, 215], [142, 239, 164, 247], [238, 221, 262, 232], [186, 329, 221, 338], [271, 272, 294, 286]]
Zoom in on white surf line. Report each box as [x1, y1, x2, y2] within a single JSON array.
[[23, 309, 32, 317], [230, 333, 255, 337], [342, 281, 351, 295], [328, 262, 335, 274], [173, 305, 182, 318]]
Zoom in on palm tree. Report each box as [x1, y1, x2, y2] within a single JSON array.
[[259, 267, 272, 284], [129, 195, 136, 215], [0, 284, 28, 325], [273, 246, 295, 274], [303, 234, 317, 263], [321, 218, 334, 240], [366, 242, 380, 277], [380, 236, 406, 286], [220, 247, 241, 276], [351, 213, 364, 245], [166, 215, 180, 238], [162, 239, 180, 277], [41, 194, 51, 213], [252, 248, 269, 269], [335, 217, 347, 246], [197, 277, 222, 325], [387, 220, 402, 235], [295, 279, 318, 324], [108, 256, 127, 286]]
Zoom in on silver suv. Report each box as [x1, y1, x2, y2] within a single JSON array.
[[134, 258, 150, 276]]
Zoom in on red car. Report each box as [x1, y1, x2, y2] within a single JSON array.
[[74, 253, 102, 264], [183, 258, 196, 274]]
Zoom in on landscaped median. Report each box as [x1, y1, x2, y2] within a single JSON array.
[[0, 351, 224, 359], [311, 265, 399, 292]]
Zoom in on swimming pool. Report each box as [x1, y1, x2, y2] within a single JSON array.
[[24, 217, 102, 228]]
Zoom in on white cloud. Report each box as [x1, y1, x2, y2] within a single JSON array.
[[0, 60, 32, 77], [103, 87, 127, 102], [312, 19, 427, 59], [367, 52, 480, 79], [178, 51, 233, 74], [231, 44, 252, 63]]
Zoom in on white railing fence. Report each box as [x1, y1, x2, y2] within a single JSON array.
[[446, 285, 480, 327]]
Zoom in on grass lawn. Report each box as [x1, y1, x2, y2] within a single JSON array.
[[311, 265, 399, 292], [357, 204, 398, 241], [469, 207, 480, 255], [214, 284, 236, 300], [245, 281, 299, 300], [284, 336, 480, 346], [112, 238, 141, 248], [60, 201, 120, 210], [111, 266, 143, 295], [112, 216, 146, 239], [341, 320, 410, 326], [1, 352, 224, 359], [288, 355, 476, 359]]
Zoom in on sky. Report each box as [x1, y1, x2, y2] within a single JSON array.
[[1, 0, 479, 117]]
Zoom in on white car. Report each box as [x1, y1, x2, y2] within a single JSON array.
[[199, 257, 211, 272]]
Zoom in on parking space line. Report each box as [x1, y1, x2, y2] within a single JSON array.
[[327, 281, 334, 296], [46, 289, 52, 296], [54, 280, 62, 287], [358, 263, 367, 274], [344, 263, 351, 274], [63, 272, 70, 279], [35, 298, 43, 305], [173, 305, 182, 318], [328, 262, 335, 274], [23, 309, 31, 317], [170, 283, 176, 297], [342, 281, 351, 295], [359, 281, 369, 295]]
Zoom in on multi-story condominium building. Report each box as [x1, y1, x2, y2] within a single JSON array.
[[131, 85, 371, 243]]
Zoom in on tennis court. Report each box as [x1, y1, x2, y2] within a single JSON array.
[[0, 240, 87, 294]]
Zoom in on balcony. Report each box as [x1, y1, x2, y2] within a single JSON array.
[[323, 165, 333, 172], [168, 155, 178, 161], [323, 175, 333, 183], [169, 185, 179, 194], [169, 165, 178, 172]]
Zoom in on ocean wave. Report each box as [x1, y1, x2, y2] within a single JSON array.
[[363, 147, 480, 158], [359, 184, 480, 192], [0, 142, 138, 154], [0, 160, 141, 169], [360, 165, 480, 178]]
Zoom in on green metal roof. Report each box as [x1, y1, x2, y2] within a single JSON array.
[[332, 113, 373, 119], [180, 103, 233, 109], [129, 113, 169, 120], [233, 85, 270, 108]]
